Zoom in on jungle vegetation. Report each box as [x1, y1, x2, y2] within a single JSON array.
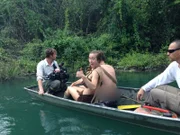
[[0, 0, 180, 80]]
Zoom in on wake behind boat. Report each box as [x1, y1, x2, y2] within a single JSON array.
[[24, 85, 180, 134]]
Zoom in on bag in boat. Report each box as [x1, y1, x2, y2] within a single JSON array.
[[134, 105, 178, 118], [94, 100, 117, 108]]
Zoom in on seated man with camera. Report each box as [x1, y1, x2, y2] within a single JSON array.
[[36, 48, 63, 95]]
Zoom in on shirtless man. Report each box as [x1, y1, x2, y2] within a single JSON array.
[[92, 51, 117, 103]]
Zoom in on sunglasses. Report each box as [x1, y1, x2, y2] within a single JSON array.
[[167, 48, 180, 53]]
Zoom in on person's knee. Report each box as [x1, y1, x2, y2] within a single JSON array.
[[150, 89, 159, 96], [150, 88, 164, 99], [68, 88, 79, 99], [65, 86, 71, 94], [150, 89, 156, 94], [50, 80, 61, 91], [68, 87, 76, 94], [65, 86, 69, 92]]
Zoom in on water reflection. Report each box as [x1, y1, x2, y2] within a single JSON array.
[[39, 109, 124, 135], [39, 109, 98, 135], [39, 107, 172, 135]]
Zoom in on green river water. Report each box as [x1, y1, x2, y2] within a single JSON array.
[[0, 72, 178, 135]]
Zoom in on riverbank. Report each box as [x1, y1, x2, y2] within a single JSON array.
[[0, 51, 169, 81], [117, 52, 169, 72], [116, 66, 165, 72]]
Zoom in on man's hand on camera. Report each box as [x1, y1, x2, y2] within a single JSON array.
[[55, 68, 60, 72]]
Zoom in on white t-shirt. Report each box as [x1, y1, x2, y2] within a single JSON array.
[[142, 61, 180, 92]]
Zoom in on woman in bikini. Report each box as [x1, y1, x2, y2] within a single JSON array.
[[63, 50, 103, 103]]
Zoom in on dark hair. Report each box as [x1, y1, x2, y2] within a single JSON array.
[[90, 50, 106, 63], [98, 50, 106, 61], [45, 48, 57, 58]]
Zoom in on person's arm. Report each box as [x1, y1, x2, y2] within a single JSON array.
[[137, 88, 145, 101], [71, 78, 83, 86], [78, 70, 99, 90], [38, 79, 44, 95], [54, 61, 60, 73], [142, 62, 175, 92], [137, 62, 176, 101], [36, 61, 44, 95], [137, 71, 171, 101]]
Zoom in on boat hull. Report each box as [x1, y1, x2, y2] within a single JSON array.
[[25, 86, 180, 134]]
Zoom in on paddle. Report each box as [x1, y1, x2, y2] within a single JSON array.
[[118, 104, 141, 110], [118, 94, 144, 110]]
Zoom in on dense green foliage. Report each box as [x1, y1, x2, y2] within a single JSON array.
[[0, 0, 180, 80], [118, 52, 169, 71]]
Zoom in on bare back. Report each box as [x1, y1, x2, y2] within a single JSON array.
[[95, 64, 117, 101]]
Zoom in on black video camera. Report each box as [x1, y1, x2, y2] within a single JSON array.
[[48, 62, 69, 92], [48, 62, 69, 83]]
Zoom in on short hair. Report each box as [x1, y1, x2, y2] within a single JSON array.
[[90, 50, 106, 62], [97, 50, 106, 62], [172, 39, 180, 48], [45, 48, 57, 58]]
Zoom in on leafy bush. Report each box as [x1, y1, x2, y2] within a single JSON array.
[[117, 51, 169, 71], [21, 39, 44, 62]]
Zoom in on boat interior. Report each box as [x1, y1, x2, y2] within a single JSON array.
[[28, 85, 179, 118]]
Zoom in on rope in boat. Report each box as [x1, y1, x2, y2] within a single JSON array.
[[120, 94, 144, 104]]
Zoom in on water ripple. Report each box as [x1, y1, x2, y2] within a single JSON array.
[[0, 114, 15, 135]]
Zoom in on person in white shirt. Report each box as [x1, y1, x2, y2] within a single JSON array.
[[137, 39, 180, 115], [36, 48, 61, 95]]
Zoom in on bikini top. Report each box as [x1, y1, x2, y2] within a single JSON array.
[[83, 69, 101, 88], [86, 70, 93, 81]]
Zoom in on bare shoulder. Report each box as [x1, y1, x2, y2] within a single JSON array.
[[94, 66, 103, 73], [101, 64, 115, 70]]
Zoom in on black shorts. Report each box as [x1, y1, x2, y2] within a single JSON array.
[[77, 95, 94, 103]]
